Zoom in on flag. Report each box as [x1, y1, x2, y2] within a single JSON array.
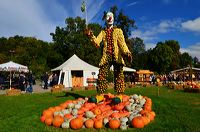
[[81, 0, 86, 12]]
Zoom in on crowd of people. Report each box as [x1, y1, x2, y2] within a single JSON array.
[[41, 72, 59, 90], [0, 71, 35, 93], [0, 71, 59, 93]]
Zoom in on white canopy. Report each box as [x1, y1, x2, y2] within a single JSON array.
[[0, 61, 28, 72], [0, 61, 28, 89], [52, 54, 99, 71]]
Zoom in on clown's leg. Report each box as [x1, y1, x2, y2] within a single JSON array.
[[114, 64, 125, 94], [96, 64, 110, 94]]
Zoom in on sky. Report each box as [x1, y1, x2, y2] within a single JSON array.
[[0, 0, 200, 60]]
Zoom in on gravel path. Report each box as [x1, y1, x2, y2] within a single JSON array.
[[0, 82, 52, 95]]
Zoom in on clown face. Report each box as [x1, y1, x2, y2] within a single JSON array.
[[106, 12, 114, 26]]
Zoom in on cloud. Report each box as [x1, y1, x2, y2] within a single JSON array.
[[131, 19, 182, 42], [180, 42, 200, 60], [145, 43, 156, 50], [127, 1, 139, 7], [162, 0, 171, 4], [0, 0, 106, 42], [0, 0, 59, 42], [181, 17, 200, 32]]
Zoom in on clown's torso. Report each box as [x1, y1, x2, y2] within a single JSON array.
[[90, 27, 131, 66]]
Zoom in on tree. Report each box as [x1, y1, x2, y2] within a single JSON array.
[[180, 52, 192, 68], [165, 40, 181, 70], [128, 37, 146, 69], [50, 17, 102, 67], [149, 42, 173, 74]]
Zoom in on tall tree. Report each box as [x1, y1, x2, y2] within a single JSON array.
[[180, 52, 192, 68], [149, 42, 173, 74], [165, 40, 181, 70]]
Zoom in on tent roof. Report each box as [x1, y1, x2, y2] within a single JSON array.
[[0, 61, 28, 72], [110, 65, 136, 72], [51, 54, 99, 71], [171, 67, 200, 73]]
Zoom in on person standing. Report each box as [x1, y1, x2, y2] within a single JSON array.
[[43, 72, 49, 89], [52, 73, 58, 86], [85, 12, 132, 94], [19, 73, 26, 91], [26, 71, 33, 93]]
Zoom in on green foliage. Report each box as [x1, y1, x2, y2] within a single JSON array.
[[50, 17, 102, 67], [149, 42, 173, 74], [0, 35, 61, 79], [180, 52, 193, 67]]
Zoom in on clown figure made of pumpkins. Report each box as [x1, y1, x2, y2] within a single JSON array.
[[85, 12, 132, 95]]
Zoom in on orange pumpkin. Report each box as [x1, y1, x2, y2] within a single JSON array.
[[45, 116, 53, 126], [122, 95, 130, 102], [54, 106, 62, 112], [85, 119, 94, 128], [64, 114, 73, 119], [93, 108, 102, 115], [109, 119, 120, 129], [141, 116, 150, 125], [148, 111, 155, 121], [131, 116, 145, 128], [53, 115, 64, 127], [48, 107, 56, 113], [40, 115, 46, 123], [114, 103, 124, 111], [111, 112, 121, 119], [94, 119, 103, 129], [144, 104, 152, 111], [42, 109, 53, 118], [70, 117, 83, 130], [78, 109, 84, 115]]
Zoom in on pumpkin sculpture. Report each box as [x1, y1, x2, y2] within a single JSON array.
[[40, 93, 155, 130]]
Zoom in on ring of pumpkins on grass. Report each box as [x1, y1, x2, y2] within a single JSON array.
[[40, 93, 156, 130]]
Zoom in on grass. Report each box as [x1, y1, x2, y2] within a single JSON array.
[[0, 86, 199, 132]]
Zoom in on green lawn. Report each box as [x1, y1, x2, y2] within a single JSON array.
[[0, 86, 199, 132]]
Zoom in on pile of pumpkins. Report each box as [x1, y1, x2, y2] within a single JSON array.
[[40, 93, 155, 130]]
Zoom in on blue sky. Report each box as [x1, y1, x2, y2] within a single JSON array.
[[0, 0, 200, 60]]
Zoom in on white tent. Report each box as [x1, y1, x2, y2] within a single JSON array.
[[51, 54, 99, 88], [0, 61, 28, 89]]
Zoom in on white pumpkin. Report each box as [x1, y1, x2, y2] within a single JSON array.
[[71, 109, 78, 116], [85, 111, 95, 118], [61, 121, 70, 128]]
